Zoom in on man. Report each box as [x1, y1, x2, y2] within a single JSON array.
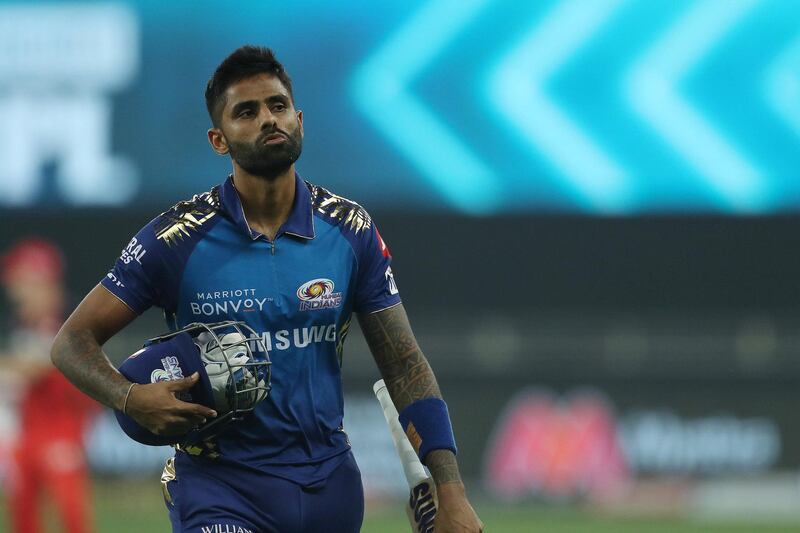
[[51, 46, 483, 532], [2, 239, 96, 533]]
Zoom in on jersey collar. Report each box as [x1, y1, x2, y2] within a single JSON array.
[[219, 173, 315, 241]]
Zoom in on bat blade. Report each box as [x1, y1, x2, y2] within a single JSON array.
[[406, 476, 438, 533], [373, 379, 438, 532]]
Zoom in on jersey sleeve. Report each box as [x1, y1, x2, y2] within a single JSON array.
[[99, 220, 166, 315], [353, 223, 402, 314]]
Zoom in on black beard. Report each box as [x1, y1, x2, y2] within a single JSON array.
[[228, 129, 302, 179]]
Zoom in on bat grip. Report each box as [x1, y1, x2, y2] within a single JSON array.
[[373, 380, 430, 489]]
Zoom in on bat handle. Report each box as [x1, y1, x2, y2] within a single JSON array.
[[373, 380, 430, 488]]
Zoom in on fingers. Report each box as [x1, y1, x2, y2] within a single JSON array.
[[148, 402, 216, 436], [128, 373, 219, 436], [166, 373, 217, 418], [174, 399, 217, 420], [167, 372, 201, 391], [146, 406, 216, 436]]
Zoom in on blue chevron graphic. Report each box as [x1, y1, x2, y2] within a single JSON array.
[[765, 33, 800, 140], [626, 0, 766, 212], [350, 0, 502, 215], [487, 0, 631, 213]]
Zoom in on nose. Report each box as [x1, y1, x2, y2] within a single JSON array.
[[259, 107, 277, 131]]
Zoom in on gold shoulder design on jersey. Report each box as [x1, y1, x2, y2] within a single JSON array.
[[155, 188, 220, 247], [308, 183, 372, 235]]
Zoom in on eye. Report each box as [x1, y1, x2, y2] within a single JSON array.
[[271, 103, 287, 112], [237, 109, 254, 118]]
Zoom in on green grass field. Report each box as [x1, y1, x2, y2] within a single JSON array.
[[1, 479, 797, 532]]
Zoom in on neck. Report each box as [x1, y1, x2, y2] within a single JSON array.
[[231, 164, 296, 240]]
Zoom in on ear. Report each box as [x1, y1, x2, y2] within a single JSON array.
[[208, 128, 229, 155], [296, 110, 304, 138]]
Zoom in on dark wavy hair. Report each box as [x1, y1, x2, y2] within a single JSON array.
[[205, 45, 294, 126]]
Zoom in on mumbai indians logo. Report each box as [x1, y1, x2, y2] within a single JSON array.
[[296, 278, 342, 311], [150, 356, 184, 383], [410, 482, 436, 533]]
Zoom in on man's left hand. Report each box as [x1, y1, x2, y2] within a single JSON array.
[[434, 483, 484, 532]]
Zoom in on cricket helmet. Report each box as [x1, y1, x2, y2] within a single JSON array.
[[114, 321, 271, 446]]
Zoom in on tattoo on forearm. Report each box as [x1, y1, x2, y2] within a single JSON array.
[[426, 450, 463, 485], [358, 305, 440, 410], [52, 329, 130, 410], [358, 305, 464, 486]]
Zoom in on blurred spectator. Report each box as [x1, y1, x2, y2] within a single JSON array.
[[0, 238, 97, 533]]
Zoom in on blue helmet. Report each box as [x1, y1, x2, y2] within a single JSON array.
[[114, 321, 271, 446]]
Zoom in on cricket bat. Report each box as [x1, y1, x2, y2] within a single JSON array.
[[373, 379, 438, 533]]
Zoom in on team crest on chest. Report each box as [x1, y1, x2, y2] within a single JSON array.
[[296, 278, 342, 311]]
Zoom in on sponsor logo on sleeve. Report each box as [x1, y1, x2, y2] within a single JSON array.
[[120, 237, 147, 265], [106, 271, 124, 288], [385, 266, 399, 295], [296, 278, 342, 311]]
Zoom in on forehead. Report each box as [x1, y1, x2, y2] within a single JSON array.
[[223, 73, 290, 109]]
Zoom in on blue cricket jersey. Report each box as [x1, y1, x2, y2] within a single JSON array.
[[101, 173, 401, 485]]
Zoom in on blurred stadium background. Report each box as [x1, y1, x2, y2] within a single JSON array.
[[2, 0, 800, 531]]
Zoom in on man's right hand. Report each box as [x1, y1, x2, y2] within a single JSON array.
[[125, 372, 217, 436]]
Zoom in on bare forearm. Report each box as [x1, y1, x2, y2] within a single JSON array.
[[51, 328, 130, 410], [426, 449, 463, 486], [359, 305, 440, 408], [359, 305, 462, 485]]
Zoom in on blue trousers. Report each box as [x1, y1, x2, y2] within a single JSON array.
[[164, 452, 364, 533]]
